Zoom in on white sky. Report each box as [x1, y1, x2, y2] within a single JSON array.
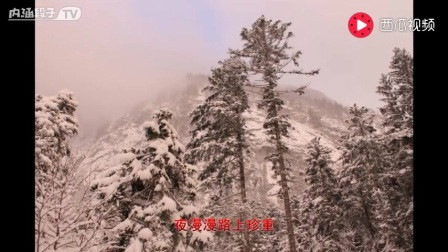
[[36, 0, 413, 136]]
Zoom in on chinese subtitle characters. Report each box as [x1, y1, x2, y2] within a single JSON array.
[[174, 218, 275, 232]]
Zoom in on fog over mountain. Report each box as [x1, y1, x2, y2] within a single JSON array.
[[36, 0, 412, 138], [74, 74, 351, 198]]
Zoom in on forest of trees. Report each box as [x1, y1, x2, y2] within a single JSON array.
[[35, 16, 413, 252]]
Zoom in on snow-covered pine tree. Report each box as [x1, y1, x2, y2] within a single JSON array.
[[187, 57, 252, 252], [35, 90, 78, 175], [35, 91, 79, 251], [296, 138, 345, 251], [246, 200, 285, 252], [92, 109, 211, 252], [36, 91, 103, 251], [231, 16, 319, 252], [377, 48, 413, 137], [376, 48, 413, 250], [337, 104, 387, 250]]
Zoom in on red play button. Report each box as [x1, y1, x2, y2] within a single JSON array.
[[348, 12, 374, 38]]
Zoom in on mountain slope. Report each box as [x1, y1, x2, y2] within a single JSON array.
[[76, 74, 349, 199]]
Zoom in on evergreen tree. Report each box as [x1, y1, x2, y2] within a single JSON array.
[[36, 91, 103, 251], [376, 48, 413, 250], [296, 138, 345, 251], [35, 90, 78, 174], [92, 109, 211, 252], [187, 57, 252, 252], [337, 104, 387, 250], [248, 200, 285, 252], [231, 15, 319, 252], [377, 48, 413, 136]]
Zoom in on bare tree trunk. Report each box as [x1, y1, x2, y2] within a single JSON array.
[[274, 119, 297, 252], [237, 129, 251, 252], [277, 155, 297, 252]]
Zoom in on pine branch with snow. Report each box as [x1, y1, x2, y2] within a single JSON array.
[[92, 109, 211, 251]]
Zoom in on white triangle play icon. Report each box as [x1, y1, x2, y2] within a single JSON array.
[[357, 20, 367, 31]]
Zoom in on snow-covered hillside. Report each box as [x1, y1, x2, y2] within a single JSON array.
[[75, 75, 349, 197]]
